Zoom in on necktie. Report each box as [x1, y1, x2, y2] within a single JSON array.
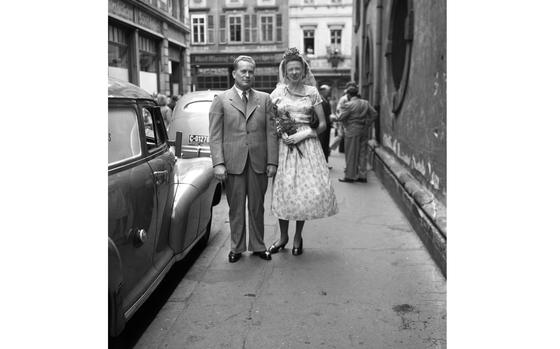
[[242, 91, 248, 115]]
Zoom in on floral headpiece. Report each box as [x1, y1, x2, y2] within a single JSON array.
[[282, 47, 302, 61]]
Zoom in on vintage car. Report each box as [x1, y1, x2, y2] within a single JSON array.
[[167, 90, 223, 158], [108, 78, 221, 336]]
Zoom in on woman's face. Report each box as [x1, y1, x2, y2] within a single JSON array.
[[286, 61, 304, 82]]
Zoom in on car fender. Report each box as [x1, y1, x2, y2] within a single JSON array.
[[108, 238, 125, 336]]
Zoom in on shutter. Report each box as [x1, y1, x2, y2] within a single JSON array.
[[251, 14, 257, 43], [219, 15, 226, 43], [244, 14, 251, 42], [208, 15, 214, 43], [276, 13, 282, 42]]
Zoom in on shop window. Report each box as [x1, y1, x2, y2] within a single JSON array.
[[229, 15, 242, 42], [386, 0, 413, 113], [260, 15, 274, 42], [192, 15, 206, 44], [108, 25, 129, 69], [139, 36, 157, 72], [303, 29, 315, 55]]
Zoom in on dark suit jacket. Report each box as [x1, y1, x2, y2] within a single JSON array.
[[208, 87, 278, 175]]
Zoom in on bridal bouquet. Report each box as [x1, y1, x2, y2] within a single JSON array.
[[272, 102, 303, 158]]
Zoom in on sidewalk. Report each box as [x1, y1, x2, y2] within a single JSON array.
[[135, 151, 446, 349]]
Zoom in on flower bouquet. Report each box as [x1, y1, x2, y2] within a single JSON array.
[[272, 102, 303, 158]]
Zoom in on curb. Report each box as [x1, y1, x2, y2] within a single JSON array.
[[371, 145, 447, 277]]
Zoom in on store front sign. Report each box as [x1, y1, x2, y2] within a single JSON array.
[[109, 0, 134, 21], [192, 53, 282, 65]]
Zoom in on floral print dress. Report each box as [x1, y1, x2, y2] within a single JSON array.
[[270, 85, 338, 220]]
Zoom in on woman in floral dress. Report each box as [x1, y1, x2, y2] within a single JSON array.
[[268, 48, 338, 256]]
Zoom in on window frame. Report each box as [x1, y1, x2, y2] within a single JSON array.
[[108, 106, 143, 167], [303, 29, 315, 55], [228, 14, 243, 43], [259, 14, 274, 42], [191, 14, 207, 44]]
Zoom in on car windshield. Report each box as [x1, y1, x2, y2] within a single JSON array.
[[184, 100, 212, 113]]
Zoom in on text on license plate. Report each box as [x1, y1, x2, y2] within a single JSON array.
[[189, 134, 209, 144]]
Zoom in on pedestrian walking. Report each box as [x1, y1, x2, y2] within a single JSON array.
[[168, 95, 179, 111], [318, 84, 333, 166], [208, 55, 278, 263], [156, 93, 172, 130], [336, 85, 378, 183], [267, 48, 338, 256]]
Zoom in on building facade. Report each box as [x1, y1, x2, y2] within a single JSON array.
[[108, 0, 191, 96], [289, 0, 353, 101], [352, 0, 447, 274], [188, 0, 289, 93]]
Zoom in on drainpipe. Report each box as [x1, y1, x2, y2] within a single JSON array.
[[375, 0, 383, 109]]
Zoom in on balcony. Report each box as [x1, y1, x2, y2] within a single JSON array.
[[326, 44, 344, 68]]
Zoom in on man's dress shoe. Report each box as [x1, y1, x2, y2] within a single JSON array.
[[252, 251, 272, 260], [228, 251, 242, 263]]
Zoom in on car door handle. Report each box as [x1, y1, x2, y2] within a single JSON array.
[[153, 170, 168, 185]]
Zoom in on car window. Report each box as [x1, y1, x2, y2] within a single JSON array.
[[184, 101, 212, 113], [108, 108, 141, 165], [142, 107, 165, 151]]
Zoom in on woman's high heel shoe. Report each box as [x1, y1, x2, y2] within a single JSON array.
[[292, 239, 303, 256], [268, 239, 289, 254]]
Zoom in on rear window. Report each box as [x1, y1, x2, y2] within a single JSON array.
[[184, 100, 212, 113], [108, 108, 141, 165]]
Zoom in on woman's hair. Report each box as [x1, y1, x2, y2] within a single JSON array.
[[281, 47, 308, 77]]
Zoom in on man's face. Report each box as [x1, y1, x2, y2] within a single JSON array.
[[232, 60, 255, 90]]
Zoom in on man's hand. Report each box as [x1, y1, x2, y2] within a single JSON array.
[[213, 164, 227, 182], [266, 164, 277, 177]]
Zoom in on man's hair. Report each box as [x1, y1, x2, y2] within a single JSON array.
[[345, 81, 358, 89], [346, 86, 359, 97], [233, 55, 256, 70]]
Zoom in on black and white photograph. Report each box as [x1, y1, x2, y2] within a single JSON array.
[[5, 1, 560, 348], [107, 0, 446, 347]]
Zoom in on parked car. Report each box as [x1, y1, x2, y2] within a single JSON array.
[[108, 78, 221, 336], [167, 90, 223, 158]]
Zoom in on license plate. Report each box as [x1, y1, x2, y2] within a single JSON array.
[[189, 134, 209, 144]]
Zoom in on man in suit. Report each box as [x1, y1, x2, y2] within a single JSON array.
[[208, 56, 278, 263]]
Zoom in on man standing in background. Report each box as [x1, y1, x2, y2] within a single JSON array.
[[318, 85, 333, 166]]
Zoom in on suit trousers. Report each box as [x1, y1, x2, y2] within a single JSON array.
[[224, 157, 268, 253], [344, 133, 368, 180]]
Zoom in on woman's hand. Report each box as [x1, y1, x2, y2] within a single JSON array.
[[285, 129, 314, 144]]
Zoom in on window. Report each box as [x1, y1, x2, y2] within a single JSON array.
[[139, 36, 157, 72], [330, 29, 341, 45], [304, 0, 315, 4], [303, 30, 315, 54], [229, 15, 242, 42], [254, 66, 278, 92], [197, 67, 229, 89], [257, 0, 275, 5], [260, 15, 273, 42], [108, 25, 129, 68], [225, 0, 243, 6], [108, 108, 141, 165], [331, 0, 342, 3], [192, 15, 206, 44], [142, 107, 166, 150], [169, 0, 179, 19], [190, 0, 206, 6]]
